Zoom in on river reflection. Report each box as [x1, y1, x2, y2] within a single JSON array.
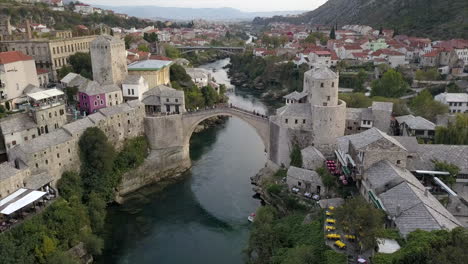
[[101, 59, 268, 264]]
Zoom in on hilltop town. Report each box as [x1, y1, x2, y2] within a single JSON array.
[[0, 1, 466, 263]]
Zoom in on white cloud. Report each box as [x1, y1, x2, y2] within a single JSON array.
[[84, 0, 327, 12]]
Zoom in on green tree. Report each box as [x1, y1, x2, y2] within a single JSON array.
[[137, 44, 149, 52], [334, 197, 385, 250], [68, 52, 92, 79], [434, 161, 460, 186], [354, 70, 368, 92], [81, 233, 104, 256], [201, 85, 218, 106], [410, 90, 448, 121], [329, 27, 336, 40], [78, 127, 116, 201], [434, 114, 468, 145], [58, 65, 73, 79], [371, 69, 409, 98], [143, 32, 158, 43], [316, 167, 336, 193], [164, 44, 180, 59], [87, 192, 107, 233], [339, 93, 372, 108], [47, 251, 79, 264], [289, 144, 302, 168], [57, 171, 83, 201], [415, 68, 440, 81], [64, 86, 79, 105]]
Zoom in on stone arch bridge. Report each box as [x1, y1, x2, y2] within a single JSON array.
[[142, 106, 271, 188], [181, 106, 270, 150]]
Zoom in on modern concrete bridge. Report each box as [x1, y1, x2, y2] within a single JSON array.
[[177, 46, 245, 54]]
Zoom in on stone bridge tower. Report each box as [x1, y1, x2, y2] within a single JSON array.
[[307, 67, 346, 154], [269, 66, 346, 166], [91, 35, 128, 85]]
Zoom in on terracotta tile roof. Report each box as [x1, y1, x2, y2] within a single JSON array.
[[0, 51, 34, 64], [36, 68, 49, 75], [422, 50, 440, 57], [149, 55, 172, 61]]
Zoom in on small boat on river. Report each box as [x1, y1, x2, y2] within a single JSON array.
[[248, 213, 256, 223]]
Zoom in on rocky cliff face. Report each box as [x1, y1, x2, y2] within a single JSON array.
[[253, 0, 468, 39]]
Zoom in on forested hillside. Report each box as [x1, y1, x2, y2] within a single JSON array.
[[0, 0, 156, 30], [253, 0, 468, 39]]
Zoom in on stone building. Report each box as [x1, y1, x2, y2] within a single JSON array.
[[337, 127, 408, 179], [394, 115, 436, 142], [286, 166, 324, 195], [127, 60, 172, 88], [434, 92, 468, 114], [270, 66, 346, 166], [0, 162, 30, 199], [0, 35, 97, 81], [0, 88, 66, 156], [122, 75, 149, 101], [77, 81, 123, 114], [345, 101, 394, 135], [90, 35, 127, 85], [142, 85, 185, 114], [7, 100, 146, 185], [0, 15, 12, 38], [0, 51, 40, 108]]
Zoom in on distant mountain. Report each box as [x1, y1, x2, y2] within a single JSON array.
[[93, 5, 305, 21], [253, 0, 468, 39]]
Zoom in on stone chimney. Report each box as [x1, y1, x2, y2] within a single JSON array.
[[396, 204, 401, 217], [25, 19, 32, 40], [424, 188, 429, 197]]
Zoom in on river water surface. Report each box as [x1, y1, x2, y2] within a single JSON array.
[[101, 59, 270, 264]]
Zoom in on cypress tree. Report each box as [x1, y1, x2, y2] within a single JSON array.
[[329, 27, 336, 40]]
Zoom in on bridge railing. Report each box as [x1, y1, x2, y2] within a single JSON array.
[[183, 104, 269, 120]]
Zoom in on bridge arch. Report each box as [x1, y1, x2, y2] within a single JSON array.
[[181, 107, 270, 153]]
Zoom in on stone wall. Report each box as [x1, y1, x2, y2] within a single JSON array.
[[311, 100, 346, 155]]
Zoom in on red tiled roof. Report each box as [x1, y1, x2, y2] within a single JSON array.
[[352, 52, 368, 58], [343, 45, 362, 50], [36, 68, 49, 74], [313, 50, 331, 56], [0, 51, 34, 64], [422, 50, 440, 57], [330, 50, 339, 60], [149, 55, 172, 61]]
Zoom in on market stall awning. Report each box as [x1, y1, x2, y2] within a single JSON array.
[[0, 188, 46, 215]]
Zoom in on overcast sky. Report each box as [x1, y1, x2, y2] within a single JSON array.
[[85, 0, 328, 12]]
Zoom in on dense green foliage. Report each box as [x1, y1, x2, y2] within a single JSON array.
[[247, 206, 345, 264], [170, 64, 225, 109], [338, 93, 409, 116], [228, 53, 308, 101], [0, 129, 149, 263], [0, 1, 156, 31], [415, 68, 441, 81], [58, 52, 92, 80], [304, 32, 328, 45], [289, 144, 303, 168], [433, 161, 460, 186], [334, 197, 385, 250], [316, 167, 336, 193], [409, 90, 448, 121], [435, 114, 468, 145], [338, 70, 368, 92], [79, 127, 117, 201], [373, 228, 468, 264], [371, 69, 409, 98], [253, 0, 468, 40]]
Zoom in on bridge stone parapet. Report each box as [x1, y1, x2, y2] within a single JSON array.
[[177, 46, 246, 54]]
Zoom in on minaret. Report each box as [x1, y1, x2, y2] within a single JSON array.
[[90, 35, 128, 85]]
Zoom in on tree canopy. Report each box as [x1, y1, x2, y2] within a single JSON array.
[[371, 69, 408, 98], [334, 197, 385, 250], [434, 114, 468, 145], [289, 144, 303, 168], [410, 90, 448, 121]]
